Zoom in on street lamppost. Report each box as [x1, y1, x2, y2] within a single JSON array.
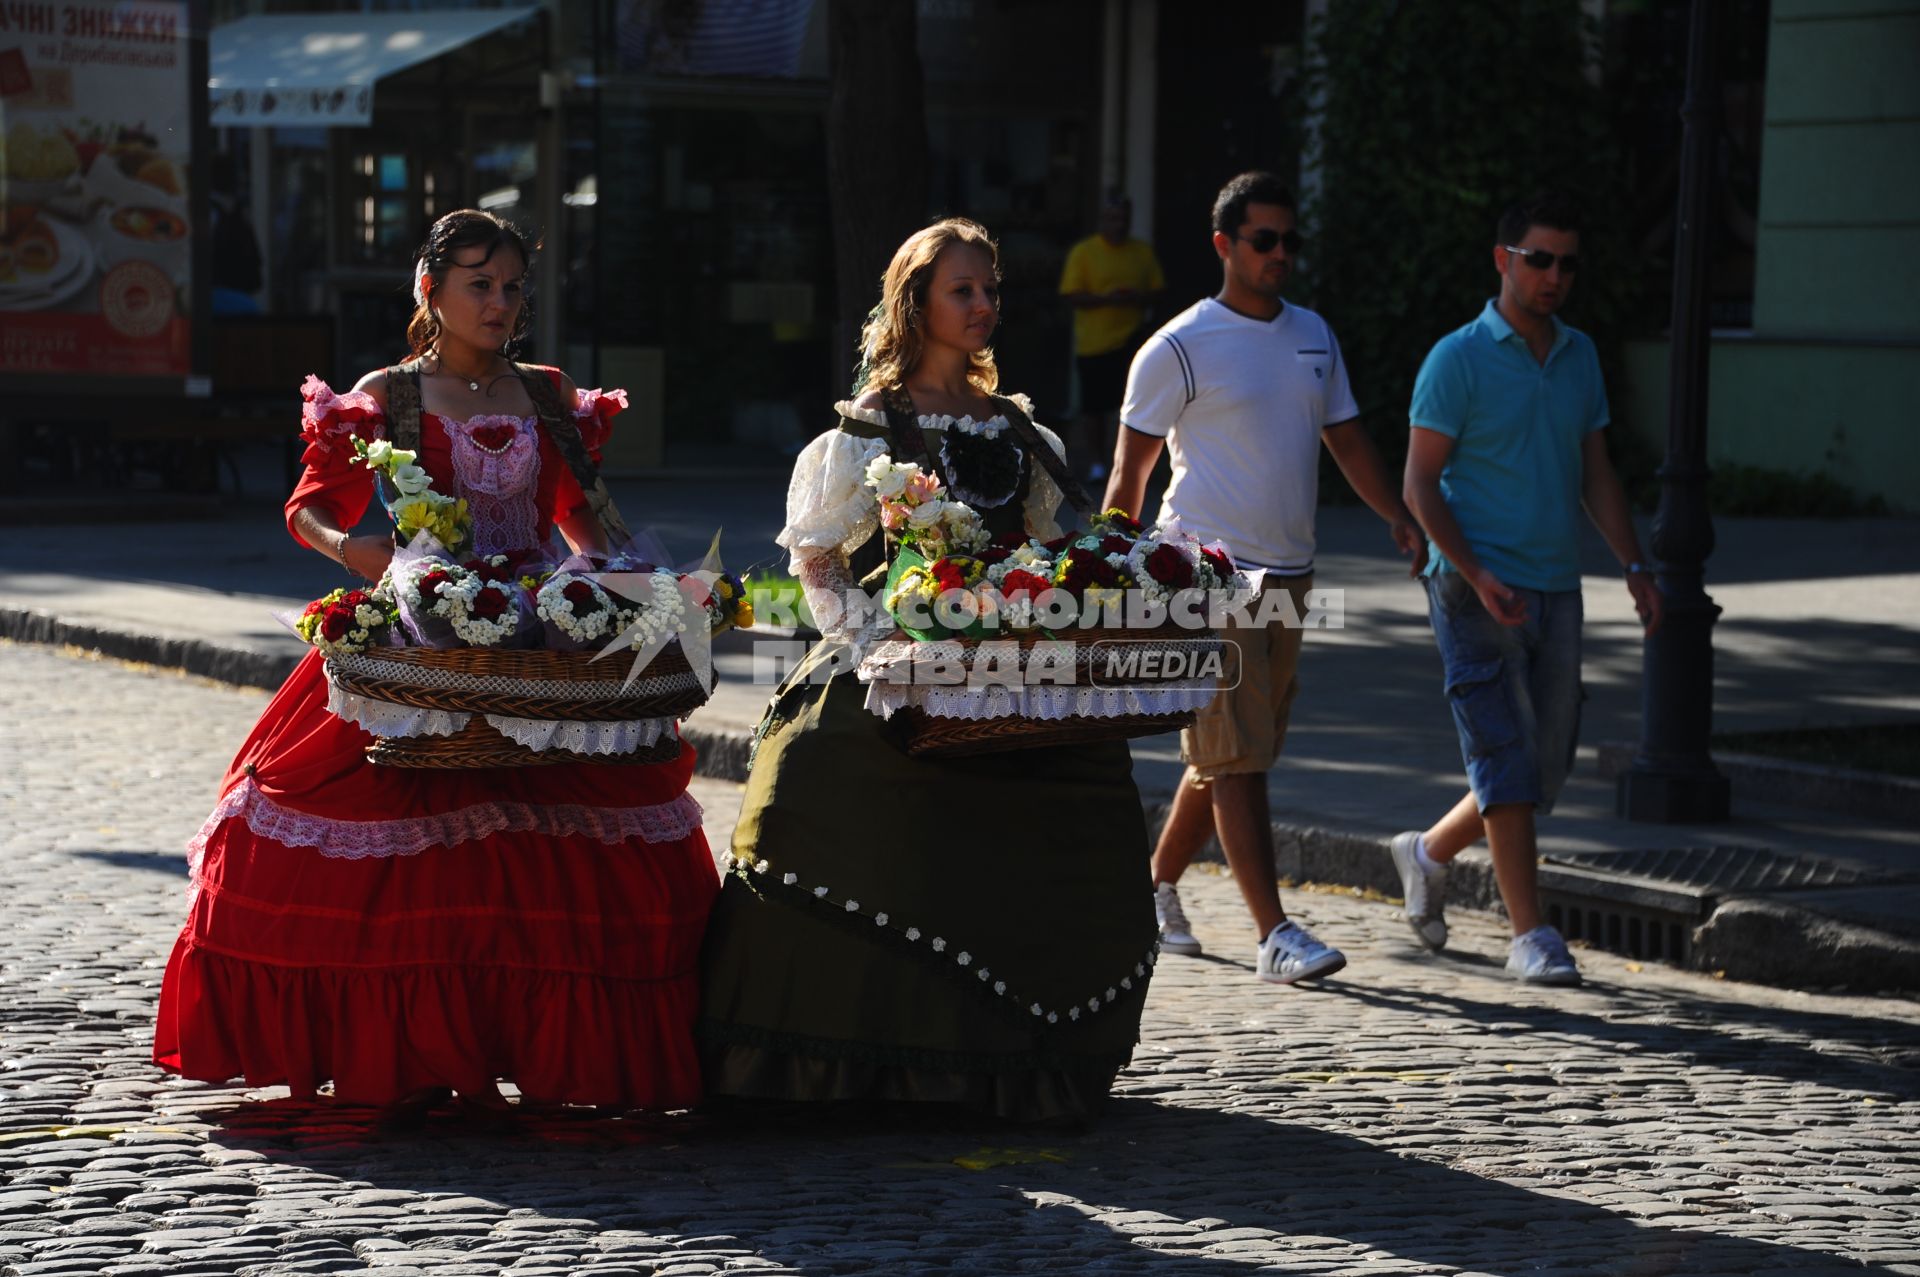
[[1618, 0, 1732, 824]]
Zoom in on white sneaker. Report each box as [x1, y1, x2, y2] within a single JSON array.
[[1507, 925, 1582, 986], [1256, 921, 1347, 984], [1154, 881, 1202, 956], [1389, 831, 1450, 952]]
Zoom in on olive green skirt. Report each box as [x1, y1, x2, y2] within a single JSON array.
[[698, 639, 1158, 1123]]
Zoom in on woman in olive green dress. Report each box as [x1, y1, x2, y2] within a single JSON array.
[[698, 218, 1158, 1123]]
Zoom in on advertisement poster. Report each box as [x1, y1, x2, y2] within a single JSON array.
[[0, 2, 192, 378]]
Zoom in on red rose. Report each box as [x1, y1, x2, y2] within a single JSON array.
[[1146, 544, 1195, 589], [1201, 546, 1235, 578], [1099, 534, 1132, 557], [1000, 569, 1051, 601], [418, 570, 452, 599], [302, 597, 327, 618], [463, 557, 512, 584], [320, 608, 353, 641], [1102, 510, 1145, 535], [562, 580, 600, 611], [469, 585, 510, 620], [930, 558, 968, 593], [340, 589, 371, 609], [976, 545, 1012, 566], [470, 422, 517, 452]]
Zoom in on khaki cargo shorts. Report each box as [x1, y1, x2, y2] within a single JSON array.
[[1181, 574, 1313, 782]]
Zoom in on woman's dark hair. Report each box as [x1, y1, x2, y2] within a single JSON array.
[[1211, 171, 1295, 236], [406, 209, 536, 358], [1496, 192, 1583, 246]]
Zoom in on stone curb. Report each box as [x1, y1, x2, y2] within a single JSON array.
[[6, 611, 1914, 994], [1598, 739, 1920, 825]]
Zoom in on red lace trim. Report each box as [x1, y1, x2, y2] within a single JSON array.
[[572, 387, 627, 459], [299, 375, 386, 453], [187, 776, 705, 869]]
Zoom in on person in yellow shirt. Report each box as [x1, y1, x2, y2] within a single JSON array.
[[1060, 192, 1166, 479]]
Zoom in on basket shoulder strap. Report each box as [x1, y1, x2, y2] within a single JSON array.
[[383, 360, 424, 451], [878, 383, 931, 467], [990, 393, 1095, 517], [514, 363, 633, 547]]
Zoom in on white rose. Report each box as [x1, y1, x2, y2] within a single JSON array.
[[865, 459, 909, 500], [389, 463, 433, 496], [906, 498, 947, 528], [363, 440, 395, 467]]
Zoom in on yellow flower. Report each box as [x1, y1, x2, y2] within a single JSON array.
[[735, 598, 754, 628]]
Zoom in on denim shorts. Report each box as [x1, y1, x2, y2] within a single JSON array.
[[1425, 570, 1584, 814]]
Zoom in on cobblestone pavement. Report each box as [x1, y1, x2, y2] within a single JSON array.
[[4, 641, 1919, 1277]]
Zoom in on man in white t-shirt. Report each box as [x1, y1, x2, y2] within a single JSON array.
[[1104, 171, 1426, 985]]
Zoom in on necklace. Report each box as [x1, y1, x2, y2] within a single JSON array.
[[433, 351, 495, 392]]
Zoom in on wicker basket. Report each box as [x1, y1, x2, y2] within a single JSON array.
[[325, 644, 709, 768], [860, 625, 1225, 758], [896, 707, 1197, 758]]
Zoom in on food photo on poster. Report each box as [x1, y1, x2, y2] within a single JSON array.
[[0, 1, 193, 377]]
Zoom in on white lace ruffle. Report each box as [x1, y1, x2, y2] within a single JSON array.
[[484, 714, 674, 755], [326, 684, 677, 756], [328, 684, 470, 737], [862, 678, 1218, 721], [187, 776, 705, 866]]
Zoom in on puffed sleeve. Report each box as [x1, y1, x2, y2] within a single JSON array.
[[571, 387, 627, 463], [284, 375, 385, 549], [1012, 394, 1070, 542], [553, 385, 628, 526], [777, 406, 891, 572]]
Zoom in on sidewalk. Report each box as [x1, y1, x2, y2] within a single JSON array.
[[5, 476, 1918, 989]]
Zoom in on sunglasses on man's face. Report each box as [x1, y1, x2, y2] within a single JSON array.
[[1504, 245, 1580, 273], [1236, 227, 1302, 256]]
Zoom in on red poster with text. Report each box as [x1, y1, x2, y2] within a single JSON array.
[[0, 2, 192, 377]]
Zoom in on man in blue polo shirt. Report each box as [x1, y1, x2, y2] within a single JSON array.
[[1395, 192, 1663, 986]]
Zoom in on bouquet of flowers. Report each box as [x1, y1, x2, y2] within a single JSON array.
[[535, 569, 622, 652], [294, 586, 397, 657], [352, 436, 471, 556], [880, 508, 1249, 642], [865, 455, 987, 558], [443, 553, 537, 648]]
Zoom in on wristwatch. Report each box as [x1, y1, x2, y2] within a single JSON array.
[[1625, 561, 1652, 576]]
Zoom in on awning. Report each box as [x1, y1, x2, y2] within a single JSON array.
[[209, 8, 539, 128]]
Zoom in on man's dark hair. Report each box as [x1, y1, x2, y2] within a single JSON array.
[[1497, 191, 1582, 246], [1211, 171, 1295, 236]]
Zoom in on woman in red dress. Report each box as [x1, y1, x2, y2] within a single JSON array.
[[153, 209, 719, 1114]]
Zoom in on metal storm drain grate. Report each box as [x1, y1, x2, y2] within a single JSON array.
[[1544, 844, 1899, 893], [1537, 845, 1915, 967]]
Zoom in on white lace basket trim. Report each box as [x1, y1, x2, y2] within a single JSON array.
[[863, 679, 1218, 721], [484, 714, 675, 755], [327, 684, 471, 737], [327, 685, 677, 755], [188, 776, 704, 866]]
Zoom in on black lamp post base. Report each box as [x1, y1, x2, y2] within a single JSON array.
[[1616, 767, 1731, 824]]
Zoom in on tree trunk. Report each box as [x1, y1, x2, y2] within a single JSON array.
[[826, 0, 929, 393]]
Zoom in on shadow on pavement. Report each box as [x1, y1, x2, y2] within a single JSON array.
[[187, 1093, 1894, 1275], [1325, 981, 1920, 1096]]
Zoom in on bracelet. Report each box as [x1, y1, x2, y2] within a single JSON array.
[[337, 532, 356, 571], [1625, 560, 1652, 576]]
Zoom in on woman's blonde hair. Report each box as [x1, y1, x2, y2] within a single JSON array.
[[857, 217, 1001, 396]]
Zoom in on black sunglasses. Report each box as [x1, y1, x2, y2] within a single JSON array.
[[1236, 227, 1302, 256], [1504, 245, 1580, 273]]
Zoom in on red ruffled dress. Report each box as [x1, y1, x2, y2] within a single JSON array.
[[152, 371, 720, 1109]]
